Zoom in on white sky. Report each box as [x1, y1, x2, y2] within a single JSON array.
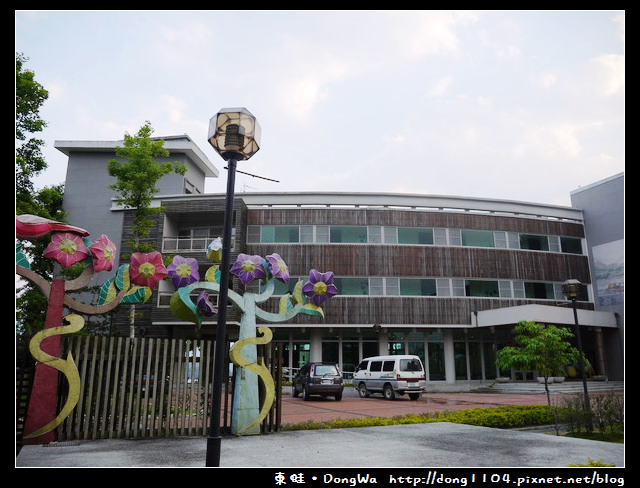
[[16, 10, 624, 207]]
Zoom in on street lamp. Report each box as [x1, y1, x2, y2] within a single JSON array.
[[561, 278, 592, 433], [206, 108, 261, 467]]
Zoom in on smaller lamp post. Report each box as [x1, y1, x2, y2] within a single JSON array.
[[562, 279, 593, 433], [206, 107, 261, 467]]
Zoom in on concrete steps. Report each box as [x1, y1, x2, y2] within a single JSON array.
[[472, 380, 624, 395]]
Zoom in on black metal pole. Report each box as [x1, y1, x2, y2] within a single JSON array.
[[571, 297, 593, 433], [206, 157, 237, 467]]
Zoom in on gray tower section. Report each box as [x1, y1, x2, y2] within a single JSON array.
[[55, 135, 219, 288], [570, 172, 624, 380]]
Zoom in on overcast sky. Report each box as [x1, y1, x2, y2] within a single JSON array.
[[16, 10, 624, 207]]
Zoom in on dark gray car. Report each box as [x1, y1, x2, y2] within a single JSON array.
[[292, 362, 343, 401]]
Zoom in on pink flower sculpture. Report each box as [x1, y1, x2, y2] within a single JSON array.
[[230, 253, 267, 284], [265, 253, 290, 283], [167, 255, 200, 289], [90, 234, 117, 272], [302, 269, 339, 307], [130, 252, 168, 289], [43, 232, 90, 268], [197, 291, 217, 317]]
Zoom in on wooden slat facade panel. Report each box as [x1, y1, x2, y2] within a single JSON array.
[[247, 208, 585, 238]]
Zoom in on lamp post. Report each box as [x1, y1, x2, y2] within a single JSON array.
[[206, 108, 261, 467], [561, 279, 592, 434]]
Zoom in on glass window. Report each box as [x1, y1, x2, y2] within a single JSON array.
[[449, 229, 462, 246], [273, 226, 299, 242], [508, 232, 520, 249], [465, 280, 499, 297], [494, 231, 507, 248], [483, 342, 497, 379], [437, 278, 451, 297], [428, 342, 445, 381], [330, 226, 368, 243], [261, 226, 276, 243], [369, 277, 384, 295], [520, 234, 549, 251], [384, 227, 398, 244], [300, 225, 314, 243], [499, 281, 512, 298], [454, 342, 467, 380], [400, 278, 437, 296], [316, 226, 330, 243], [434, 228, 447, 245], [524, 282, 554, 299], [247, 225, 261, 243], [382, 360, 395, 372], [368, 226, 382, 243], [322, 342, 339, 363], [386, 277, 400, 295], [548, 235, 561, 252], [370, 361, 383, 372], [561, 237, 583, 254], [513, 281, 525, 298], [398, 227, 434, 245], [333, 277, 369, 295], [468, 342, 483, 380], [461, 229, 494, 247]]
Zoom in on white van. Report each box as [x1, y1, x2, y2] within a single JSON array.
[[353, 355, 427, 400]]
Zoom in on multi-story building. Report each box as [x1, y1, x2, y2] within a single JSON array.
[[55, 136, 624, 388]]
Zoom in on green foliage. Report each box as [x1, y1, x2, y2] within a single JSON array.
[[282, 405, 560, 431], [568, 458, 616, 467], [496, 321, 579, 406], [107, 121, 186, 254], [16, 52, 49, 208]]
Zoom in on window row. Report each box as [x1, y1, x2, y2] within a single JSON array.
[[157, 275, 587, 307], [247, 225, 583, 254]]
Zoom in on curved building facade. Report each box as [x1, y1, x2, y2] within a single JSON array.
[[57, 138, 623, 389]]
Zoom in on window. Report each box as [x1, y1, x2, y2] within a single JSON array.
[[461, 229, 494, 247], [465, 280, 499, 297], [520, 234, 549, 251], [370, 361, 383, 372], [400, 279, 437, 296], [261, 225, 299, 243], [524, 282, 555, 299], [382, 360, 395, 372], [332, 277, 369, 295], [398, 227, 434, 245], [330, 226, 368, 243], [561, 237, 583, 254]]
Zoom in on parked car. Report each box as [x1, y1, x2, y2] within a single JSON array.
[[353, 355, 426, 400], [292, 362, 344, 401]]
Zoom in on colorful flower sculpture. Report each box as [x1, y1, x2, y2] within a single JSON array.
[[129, 252, 168, 290], [302, 269, 339, 307], [43, 232, 90, 268], [230, 253, 267, 284], [167, 255, 200, 289], [89, 234, 117, 272]]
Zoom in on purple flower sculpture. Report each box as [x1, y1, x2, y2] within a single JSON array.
[[196, 291, 217, 317], [265, 253, 290, 283], [302, 269, 339, 307], [230, 253, 267, 284], [167, 255, 200, 290]]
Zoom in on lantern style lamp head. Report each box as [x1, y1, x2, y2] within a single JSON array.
[[562, 279, 583, 299], [208, 107, 261, 161]]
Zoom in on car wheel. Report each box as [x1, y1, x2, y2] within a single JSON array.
[[383, 384, 395, 400], [409, 393, 420, 400], [335, 392, 342, 401], [358, 383, 369, 398], [292, 384, 299, 398], [303, 385, 310, 401]]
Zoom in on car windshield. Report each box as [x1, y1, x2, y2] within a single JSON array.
[[314, 365, 338, 376], [400, 359, 422, 372]]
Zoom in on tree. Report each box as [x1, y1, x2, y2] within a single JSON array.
[[107, 121, 186, 337], [15, 52, 67, 340], [496, 320, 579, 407], [16, 52, 50, 216]]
